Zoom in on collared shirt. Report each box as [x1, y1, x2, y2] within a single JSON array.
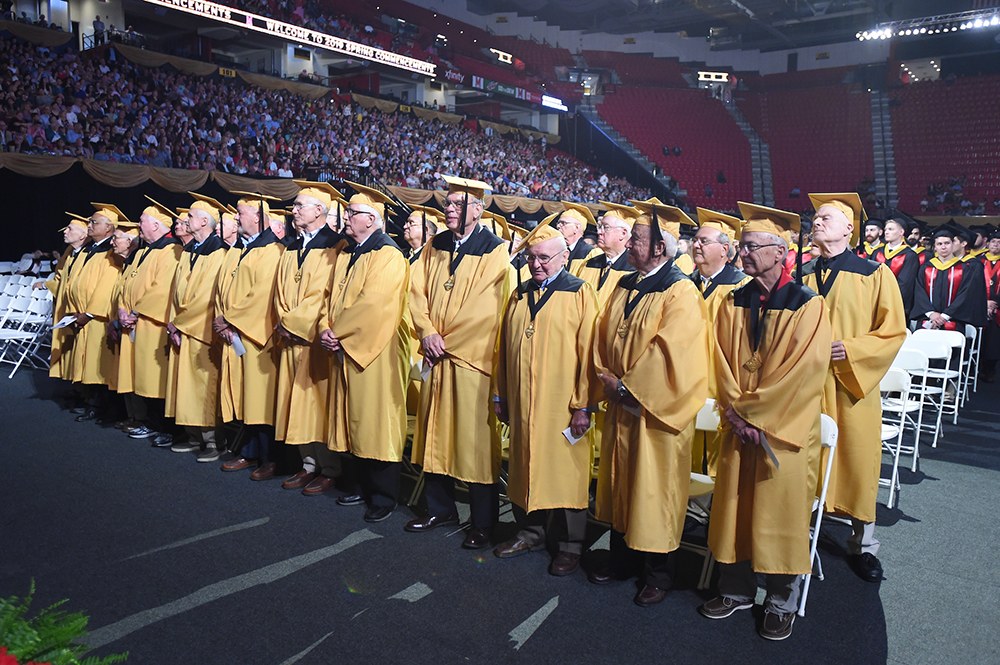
[[531, 268, 564, 291], [603, 250, 622, 264], [639, 259, 669, 280], [300, 226, 321, 248], [697, 264, 726, 288], [454, 223, 482, 251], [244, 232, 261, 247]]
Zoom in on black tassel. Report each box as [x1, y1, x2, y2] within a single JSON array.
[[422, 209, 427, 245], [650, 205, 663, 255]]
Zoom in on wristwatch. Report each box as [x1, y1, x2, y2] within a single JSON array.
[[616, 379, 628, 400]]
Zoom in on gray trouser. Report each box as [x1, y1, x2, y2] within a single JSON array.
[[847, 519, 880, 555], [718, 559, 802, 615], [512, 505, 587, 555], [184, 426, 217, 450]]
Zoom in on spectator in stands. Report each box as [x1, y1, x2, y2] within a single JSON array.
[[93, 16, 105, 46], [790, 186, 800, 198], [705, 185, 713, 198], [672, 146, 682, 157]]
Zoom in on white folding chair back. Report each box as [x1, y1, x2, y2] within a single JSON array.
[[912, 328, 966, 421], [879, 368, 909, 509], [680, 398, 720, 590], [902, 337, 957, 439], [964, 324, 982, 397], [889, 348, 930, 470], [799, 414, 838, 618], [0, 261, 14, 274]]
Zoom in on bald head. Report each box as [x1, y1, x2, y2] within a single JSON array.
[[525, 235, 569, 284]]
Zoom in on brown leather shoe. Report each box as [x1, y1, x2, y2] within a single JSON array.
[[493, 538, 541, 559], [302, 476, 336, 496], [250, 462, 276, 481], [221, 457, 257, 472], [403, 514, 459, 533], [462, 527, 492, 550], [633, 584, 669, 607], [549, 551, 581, 576], [282, 470, 316, 489]]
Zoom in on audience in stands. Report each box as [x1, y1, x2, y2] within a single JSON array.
[[0, 34, 648, 203]]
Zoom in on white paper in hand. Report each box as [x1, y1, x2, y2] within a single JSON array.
[[420, 359, 432, 382], [562, 423, 593, 446], [231, 331, 246, 357], [52, 315, 77, 329], [622, 403, 641, 418], [128, 328, 135, 343], [758, 432, 780, 470]]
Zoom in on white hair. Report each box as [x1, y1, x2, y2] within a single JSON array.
[[662, 232, 678, 258], [299, 194, 329, 216], [188, 207, 218, 231]]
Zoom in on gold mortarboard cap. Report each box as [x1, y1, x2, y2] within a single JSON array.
[[90, 202, 129, 224], [598, 201, 640, 228], [737, 202, 800, 245], [628, 199, 690, 239], [290, 182, 340, 210], [522, 223, 564, 251], [808, 192, 866, 247], [442, 175, 492, 200], [115, 221, 140, 236], [60, 212, 90, 232], [187, 192, 225, 221], [408, 205, 447, 231], [142, 196, 174, 225], [696, 207, 743, 241], [345, 181, 394, 220], [559, 201, 597, 228], [483, 210, 512, 242], [233, 190, 281, 219], [516, 212, 560, 252]]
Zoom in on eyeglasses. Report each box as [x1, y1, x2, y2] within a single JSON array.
[[345, 208, 374, 218], [554, 219, 579, 228], [691, 237, 721, 247], [739, 243, 781, 254], [291, 202, 320, 210], [443, 199, 469, 209], [525, 253, 559, 265], [597, 224, 626, 233]]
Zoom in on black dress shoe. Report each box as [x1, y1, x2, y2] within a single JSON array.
[[461, 527, 492, 550], [337, 493, 365, 506], [404, 514, 459, 533], [69, 406, 88, 415], [633, 584, 669, 607], [847, 553, 883, 582], [587, 564, 617, 585], [75, 409, 98, 422], [364, 504, 395, 523]]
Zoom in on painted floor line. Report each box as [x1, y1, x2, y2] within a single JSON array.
[[351, 609, 368, 620], [122, 517, 271, 560], [388, 582, 432, 603], [278, 631, 333, 665], [509, 595, 559, 650], [85, 529, 381, 650]]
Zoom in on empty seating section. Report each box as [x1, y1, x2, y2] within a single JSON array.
[[582, 51, 687, 87], [765, 85, 873, 212], [889, 75, 1000, 211], [492, 35, 575, 76], [597, 87, 752, 209], [734, 92, 768, 140]]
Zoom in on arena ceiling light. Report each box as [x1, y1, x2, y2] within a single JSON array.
[[856, 8, 1000, 41]]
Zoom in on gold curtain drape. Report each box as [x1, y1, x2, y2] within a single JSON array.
[[236, 71, 330, 100], [352, 93, 400, 114], [113, 43, 218, 76], [0, 153, 76, 177], [386, 186, 567, 216], [0, 19, 74, 47], [210, 172, 300, 200], [411, 105, 463, 125], [475, 119, 561, 146]]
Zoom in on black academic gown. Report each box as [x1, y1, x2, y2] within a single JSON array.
[[913, 256, 989, 329], [872, 244, 921, 321]]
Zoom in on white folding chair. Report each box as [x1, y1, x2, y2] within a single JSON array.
[[798, 413, 838, 618], [0, 261, 14, 274], [888, 348, 930, 471], [900, 338, 950, 448], [679, 398, 718, 591], [5, 296, 53, 377], [911, 329, 965, 424], [964, 324, 982, 398], [879, 369, 909, 509]]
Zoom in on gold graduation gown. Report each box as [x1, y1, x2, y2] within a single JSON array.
[[495, 270, 600, 512], [709, 276, 831, 574], [409, 224, 512, 483], [675, 252, 695, 275], [107, 255, 132, 393], [690, 263, 751, 477], [594, 262, 709, 553], [273, 226, 340, 444], [566, 241, 603, 289], [45, 247, 85, 380], [164, 235, 227, 427], [66, 239, 120, 386], [117, 236, 184, 399], [323, 232, 410, 461], [578, 250, 635, 312], [803, 251, 906, 522], [216, 229, 284, 425]]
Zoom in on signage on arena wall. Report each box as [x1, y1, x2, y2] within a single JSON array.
[[469, 74, 551, 107], [141, 0, 436, 77], [444, 69, 465, 83]]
